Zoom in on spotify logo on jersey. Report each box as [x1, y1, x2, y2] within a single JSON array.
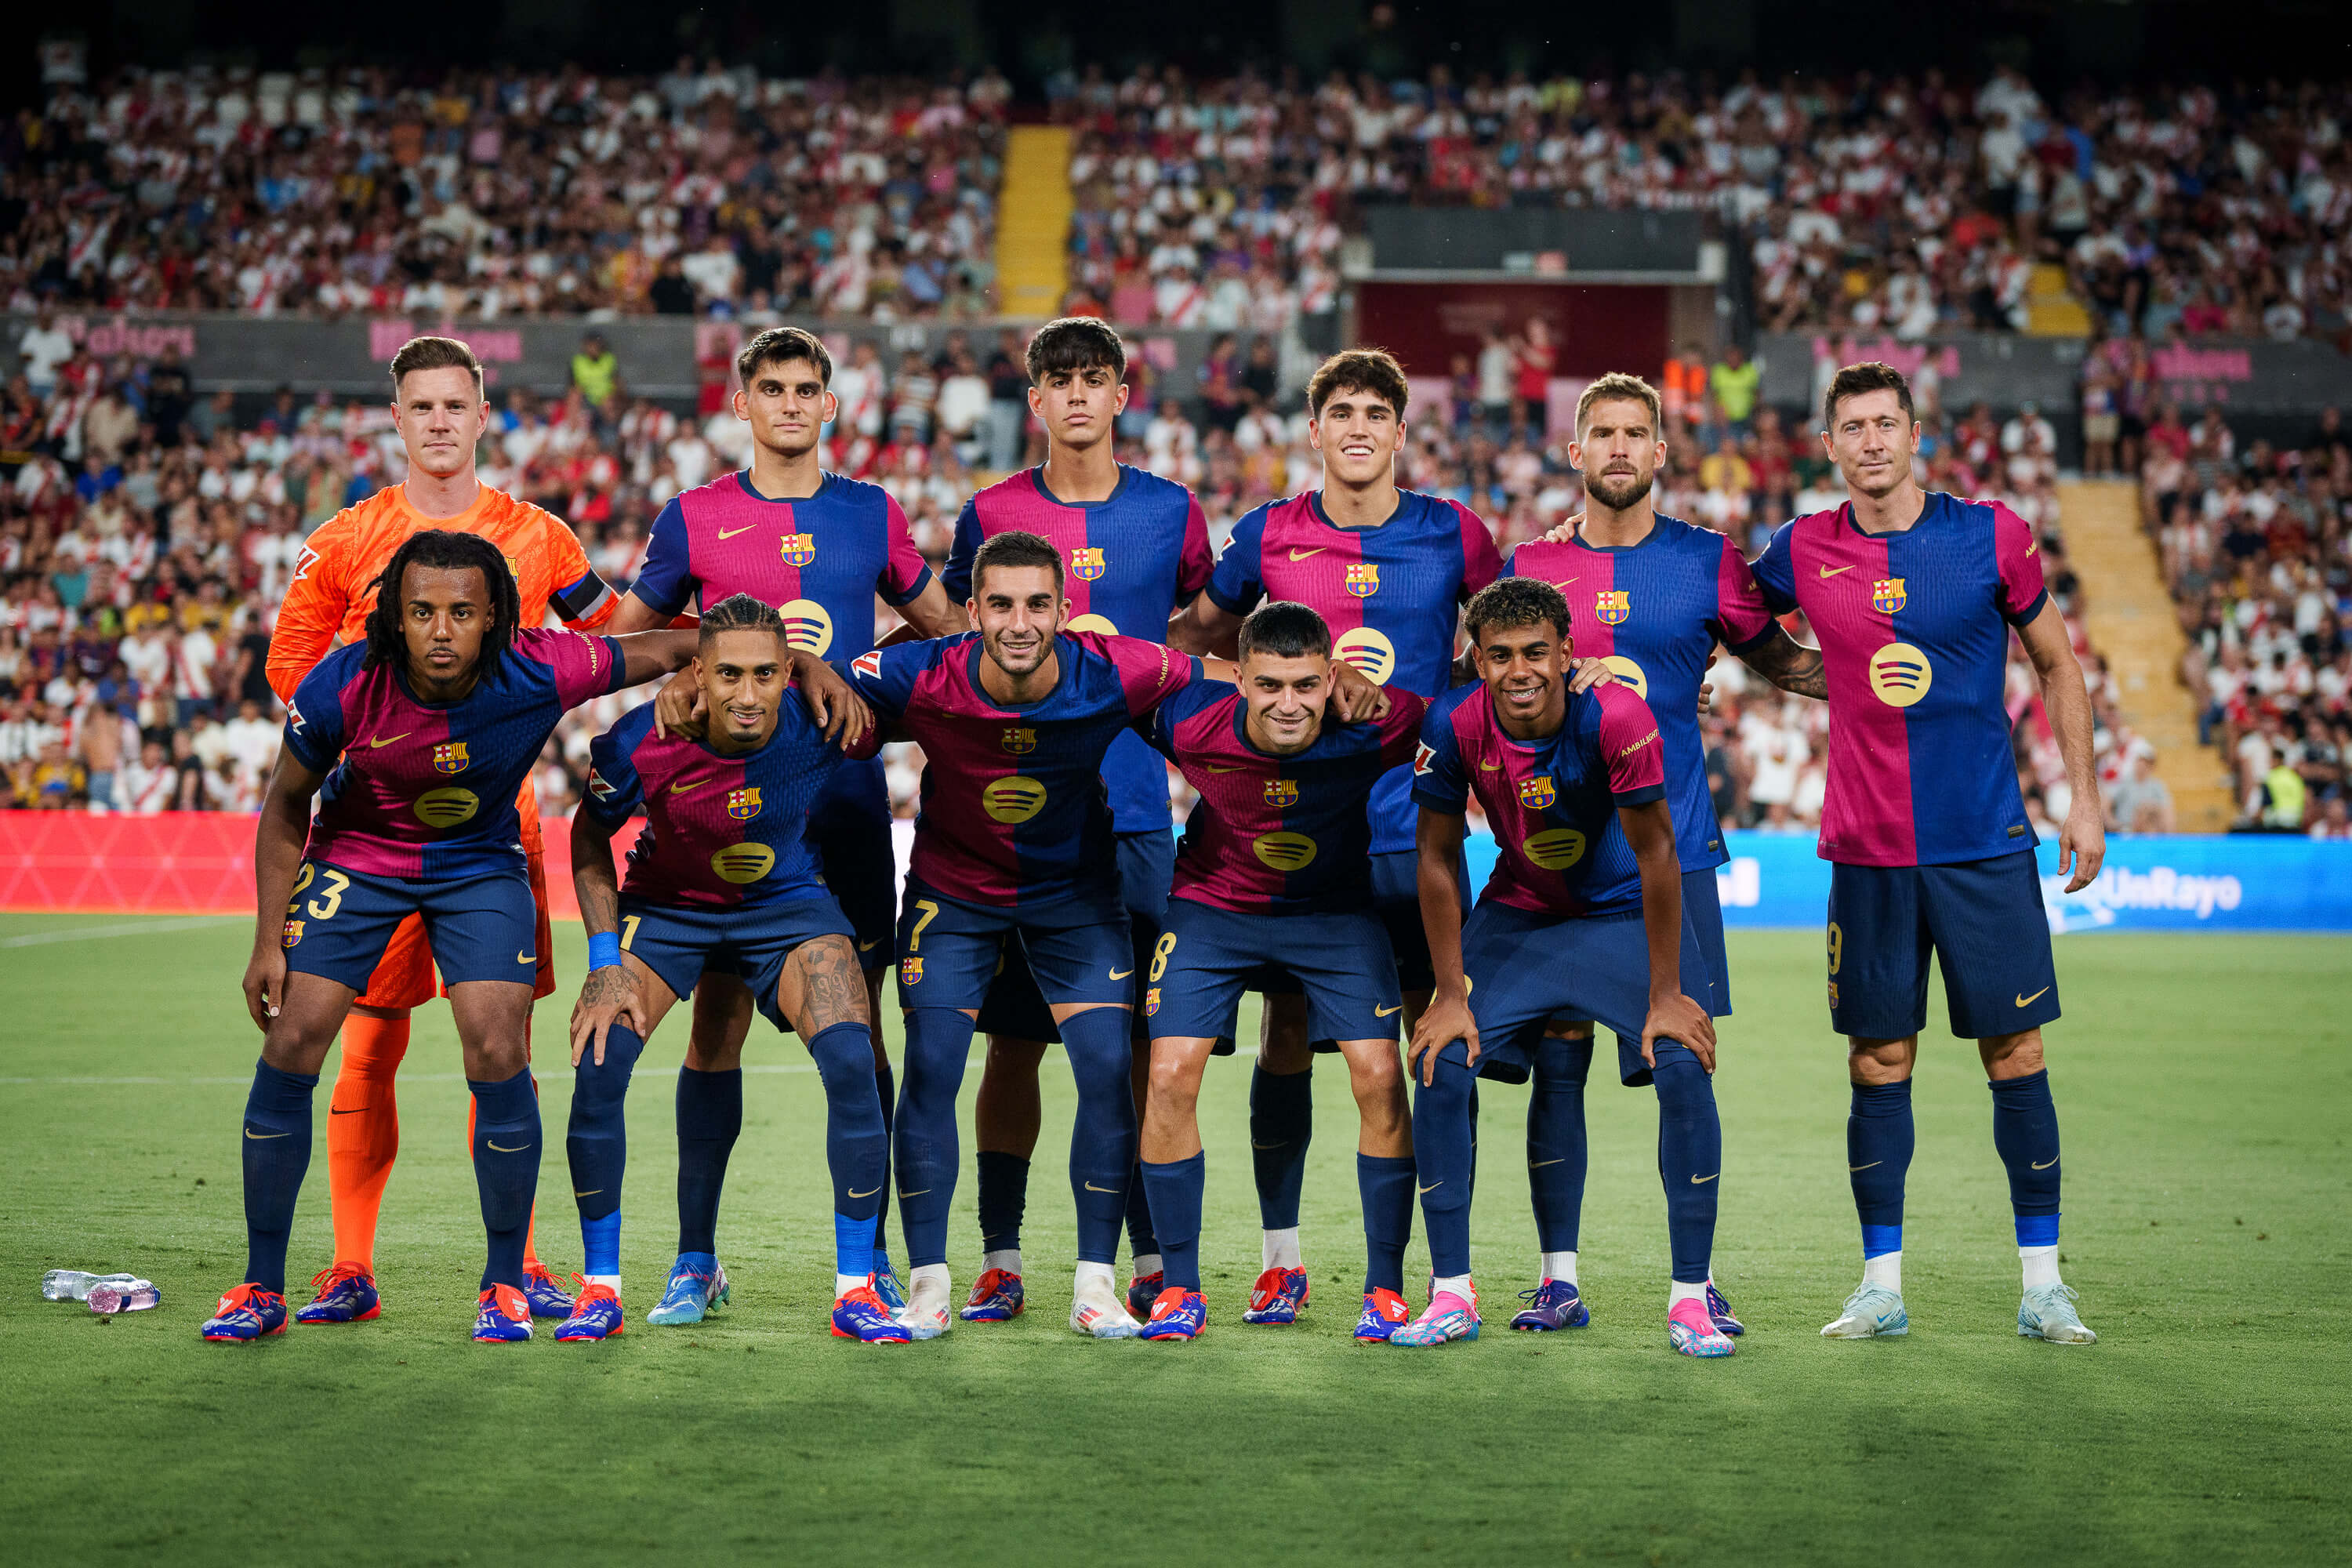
[[1602, 655, 1648, 698], [1523, 828, 1588, 869], [1333, 627, 1396, 685], [1063, 613, 1117, 635], [982, 777, 1048, 824], [1250, 832, 1319, 871], [412, 788, 481, 829], [779, 599, 833, 655], [1868, 642, 1933, 707], [710, 844, 776, 884]]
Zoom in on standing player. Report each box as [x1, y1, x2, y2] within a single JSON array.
[[601, 325, 964, 1325], [1134, 602, 1425, 1342], [1170, 348, 1501, 1326], [939, 318, 1214, 1325], [1501, 372, 1827, 1333], [1749, 364, 2104, 1345], [559, 595, 903, 1345], [1404, 579, 1728, 1356], [204, 532, 697, 1343], [266, 336, 622, 1327]]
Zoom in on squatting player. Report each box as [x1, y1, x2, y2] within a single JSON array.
[[939, 317, 1214, 1325], [205, 532, 697, 1344], [561, 595, 903, 1345], [1501, 371, 1828, 1333], [266, 336, 623, 1327], [1404, 579, 1729, 1356], [1171, 347, 1501, 1326], [1751, 363, 2105, 1345], [1134, 601, 1425, 1343], [603, 325, 964, 1324]]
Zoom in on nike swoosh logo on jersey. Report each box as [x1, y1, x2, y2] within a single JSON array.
[[1109, 967, 1133, 979], [670, 780, 706, 795], [366, 732, 412, 747], [1418, 1180, 1443, 1194], [2016, 985, 2052, 1007], [485, 1141, 532, 1153], [2031, 1158, 2058, 1171], [848, 1185, 882, 1199], [1817, 564, 1857, 578], [716, 524, 760, 540], [857, 939, 880, 952], [1690, 1173, 1718, 1184], [1203, 764, 1249, 773], [1374, 1004, 1403, 1018], [1287, 547, 1328, 561], [517, 951, 536, 964], [1479, 760, 1500, 771]]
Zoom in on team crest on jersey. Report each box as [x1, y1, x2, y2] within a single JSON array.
[[1070, 546, 1108, 582], [432, 742, 470, 775], [1265, 779, 1299, 809], [781, 533, 818, 568], [1344, 563, 1381, 598], [1001, 727, 1037, 755], [1518, 775, 1557, 811], [900, 956, 924, 986], [1595, 590, 1631, 626], [853, 651, 884, 680], [1872, 577, 1907, 615], [281, 919, 303, 949], [1145, 986, 1160, 1017], [727, 786, 762, 821]]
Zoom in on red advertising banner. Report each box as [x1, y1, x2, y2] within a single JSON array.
[[1353, 281, 1670, 381]]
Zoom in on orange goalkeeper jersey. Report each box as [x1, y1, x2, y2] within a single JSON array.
[[266, 481, 618, 703]]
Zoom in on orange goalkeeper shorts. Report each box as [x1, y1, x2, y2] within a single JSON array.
[[353, 779, 557, 1008]]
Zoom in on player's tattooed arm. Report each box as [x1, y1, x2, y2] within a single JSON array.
[[1621, 799, 1718, 1073], [781, 935, 871, 1036], [567, 807, 644, 1066], [1736, 626, 1828, 701], [1407, 808, 1479, 1087], [243, 749, 328, 1030]]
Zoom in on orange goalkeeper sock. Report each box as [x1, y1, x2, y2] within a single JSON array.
[[326, 1014, 410, 1274]]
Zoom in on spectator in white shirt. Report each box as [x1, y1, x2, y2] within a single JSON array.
[[121, 739, 177, 815]]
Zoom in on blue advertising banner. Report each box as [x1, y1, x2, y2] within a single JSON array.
[[1457, 832, 2352, 935]]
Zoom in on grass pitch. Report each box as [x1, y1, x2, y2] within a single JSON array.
[[0, 913, 2344, 1564]]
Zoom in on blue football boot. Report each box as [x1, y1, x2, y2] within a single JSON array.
[[832, 1283, 913, 1344], [1354, 1287, 1413, 1342], [871, 1252, 908, 1314], [554, 1281, 626, 1342], [201, 1283, 288, 1343], [1126, 1269, 1165, 1321], [1706, 1279, 1744, 1337], [1242, 1265, 1310, 1325], [1138, 1286, 1207, 1341], [644, 1253, 730, 1326], [473, 1283, 534, 1343], [295, 1262, 381, 1325], [959, 1267, 1024, 1322], [1509, 1278, 1591, 1331], [521, 1261, 575, 1319]]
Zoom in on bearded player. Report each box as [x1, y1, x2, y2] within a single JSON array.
[[1750, 363, 2103, 1346], [601, 325, 964, 1325]]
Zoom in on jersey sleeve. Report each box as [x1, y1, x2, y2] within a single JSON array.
[[1497, 545, 1521, 580], [1203, 506, 1267, 616], [266, 514, 358, 704], [1174, 492, 1215, 605], [582, 719, 647, 829], [1104, 634, 1200, 716], [281, 653, 352, 773], [1991, 501, 2050, 626], [940, 497, 982, 604], [1142, 680, 1215, 760], [524, 628, 630, 706], [627, 498, 698, 619], [1711, 534, 1780, 655], [848, 641, 927, 722], [541, 520, 618, 629], [880, 492, 934, 608], [1450, 501, 1504, 598], [1409, 696, 1471, 814], [1377, 691, 1434, 769], [1595, 684, 1668, 808], [1750, 521, 1798, 615]]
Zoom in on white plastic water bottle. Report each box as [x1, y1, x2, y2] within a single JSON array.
[[42, 1271, 140, 1301], [87, 1279, 161, 1314]]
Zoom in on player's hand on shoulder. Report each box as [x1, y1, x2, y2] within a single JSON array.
[[1329, 657, 1392, 722], [241, 944, 287, 1032], [793, 653, 873, 750], [1567, 656, 1617, 695], [2059, 793, 2107, 893], [1541, 514, 1583, 545], [652, 673, 707, 741], [571, 963, 647, 1067], [1642, 992, 1718, 1073], [1408, 992, 1477, 1085]]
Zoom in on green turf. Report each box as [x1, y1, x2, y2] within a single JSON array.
[[1, 913, 2345, 1563]]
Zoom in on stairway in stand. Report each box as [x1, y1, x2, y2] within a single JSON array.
[[2056, 478, 2234, 831], [995, 125, 1073, 318]]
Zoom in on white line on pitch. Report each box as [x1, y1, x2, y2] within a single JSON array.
[[0, 916, 241, 948]]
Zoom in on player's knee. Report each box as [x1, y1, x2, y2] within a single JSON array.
[[682, 1037, 744, 1073], [1650, 1047, 1715, 1109], [1980, 1028, 2045, 1078], [1846, 1036, 1916, 1085], [982, 1035, 1049, 1075]]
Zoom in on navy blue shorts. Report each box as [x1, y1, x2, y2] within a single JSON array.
[[1251, 847, 1453, 1051], [973, 828, 1171, 1042], [280, 860, 537, 993], [1443, 898, 1709, 1087], [1827, 850, 2059, 1040], [1145, 899, 1401, 1046], [619, 895, 855, 1033], [895, 877, 1135, 1015], [809, 757, 895, 973], [1546, 866, 1733, 1037]]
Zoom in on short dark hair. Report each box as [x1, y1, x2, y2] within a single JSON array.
[[1465, 577, 1570, 648], [738, 326, 833, 387], [1823, 361, 1915, 432], [389, 336, 484, 398], [1307, 348, 1410, 419], [1025, 318, 1126, 383], [361, 529, 519, 674], [1237, 601, 1331, 663], [697, 592, 786, 646], [970, 530, 1064, 595]]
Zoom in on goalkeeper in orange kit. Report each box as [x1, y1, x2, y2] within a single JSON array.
[[265, 336, 620, 1324]]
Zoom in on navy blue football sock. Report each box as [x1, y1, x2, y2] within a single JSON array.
[[565, 1024, 643, 1229], [1991, 1069, 2062, 1247], [870, 1058, 895, 1251], [1140, 1153, 1206, 1290], [1848, 1078, 1915, 1260], [1412, 1054, 1477, 1278], [673, 1065, 742, 1257], [1059, 1007, 1139, 1265], [1467, 1080, 1481, 1203], [896, 1008, 975, 1269], [807, 1022, 887, 1224], [1526, 1033, 1592, 1254], [975, 1150, 1028, 1255], [241, 1058, 318, 1294], [1249, 1062, 1313, 1230], [1356, 1152, 1415, 1296], [470, 1068, 540, 1292], [1651, 1043, 1721, 1285]]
